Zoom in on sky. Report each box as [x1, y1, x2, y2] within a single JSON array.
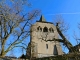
[[29, 0, 80, 44], [5, 0, 80, 57], [28, 0, 80, 54]]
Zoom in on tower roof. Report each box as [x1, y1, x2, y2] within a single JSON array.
[[39, 15, 46, 22], [36, 15, 53, 24]]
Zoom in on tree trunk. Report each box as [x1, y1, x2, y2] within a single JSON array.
[[56, 23, 75, 53]]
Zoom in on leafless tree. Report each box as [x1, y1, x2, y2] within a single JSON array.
[[48, 15, 78, 53], [53, 15, 69, 33], [0, 0, 40, 57], [35, 15, 76, 53], [75, 23, 80, 43]]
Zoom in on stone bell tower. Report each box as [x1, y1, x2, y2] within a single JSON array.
[[30, 15, 63, 58]]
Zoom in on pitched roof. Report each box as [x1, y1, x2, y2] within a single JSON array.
[[39, 15, 46, 22]]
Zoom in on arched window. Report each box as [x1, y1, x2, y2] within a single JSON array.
[[53, 45, 58, 55], [49, 28, 51, 32], [43, 27, 48, 32], [49, 27, 54, 33], [37, 26, 42, 32]]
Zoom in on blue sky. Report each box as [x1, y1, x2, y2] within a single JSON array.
[[28, 0, 80, 53], [29, 0, 80, 45], [6, 0, 80, 57]]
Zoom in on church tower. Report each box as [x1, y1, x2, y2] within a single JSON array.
[[30, 15, 63, 58]]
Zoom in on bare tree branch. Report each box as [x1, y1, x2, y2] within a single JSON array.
[[0, 0, 40, 57]]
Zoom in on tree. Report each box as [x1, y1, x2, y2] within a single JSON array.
[[0, 0, 40, 57], [73, 23, 80, 44], [35, 15, 77, 53], [47, 15, 78, 53], [55, 23, 74, 52]]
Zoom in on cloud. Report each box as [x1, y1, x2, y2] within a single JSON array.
[[47, 12, 80, 15]]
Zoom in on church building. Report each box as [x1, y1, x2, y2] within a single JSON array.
[[28, 15, 63, 58]]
